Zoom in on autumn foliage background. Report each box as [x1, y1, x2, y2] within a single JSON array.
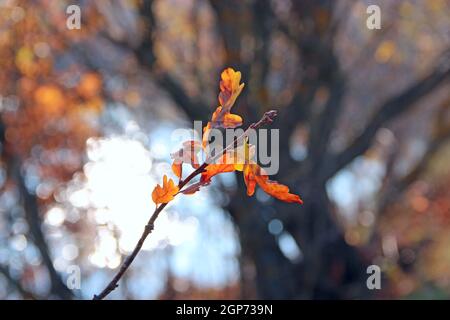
[[1, 0, 450, 299]]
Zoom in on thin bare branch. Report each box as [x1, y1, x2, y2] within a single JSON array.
[[323, 50, 450, 181], [93, 111, 279, 299]]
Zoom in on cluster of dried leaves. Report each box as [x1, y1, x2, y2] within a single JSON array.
[[152, 68, 302, 206]]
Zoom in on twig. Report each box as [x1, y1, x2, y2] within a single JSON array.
[[93, 111, 278, 300]]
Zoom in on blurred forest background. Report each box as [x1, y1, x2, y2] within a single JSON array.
[[0, 0, 450, 299]]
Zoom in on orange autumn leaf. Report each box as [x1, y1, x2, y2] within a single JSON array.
[[203, 109, 243, 147], [203, 68, 245, 147], [256, 176, 303, 204], [243, 163, 258, 196], [171, 162, 182, 179], [202, 122, 212, 148], [222, 113, 243, 128], [208, 110, 243, 128], [243, 163, 303, 204], [151, 175, 179, 205], [201, 163, 235, 182], [218, 67, 245, 111], [210, 107, 243, 128]]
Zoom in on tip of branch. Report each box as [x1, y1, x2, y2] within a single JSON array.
[[264, 110, 278, 121], [260, 110, 278, 126], [250, 110, 278, 129]]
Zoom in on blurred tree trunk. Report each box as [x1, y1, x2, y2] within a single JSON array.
[[227, 178, 369, 299], [0, 121, 73, 299], [227, 180, 299, 299]]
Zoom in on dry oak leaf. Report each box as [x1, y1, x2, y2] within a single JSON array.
[[152, 175, 179, 205], [243, 163, 303, 204], [218, 67, 245, 112], [203, 68, 245, 147], [210, 106, 243, 129]]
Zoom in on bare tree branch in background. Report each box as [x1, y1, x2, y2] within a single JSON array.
[[101, 0, 210, 122], [325, 51, 450, 181], [378, 97, 450, 213]]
